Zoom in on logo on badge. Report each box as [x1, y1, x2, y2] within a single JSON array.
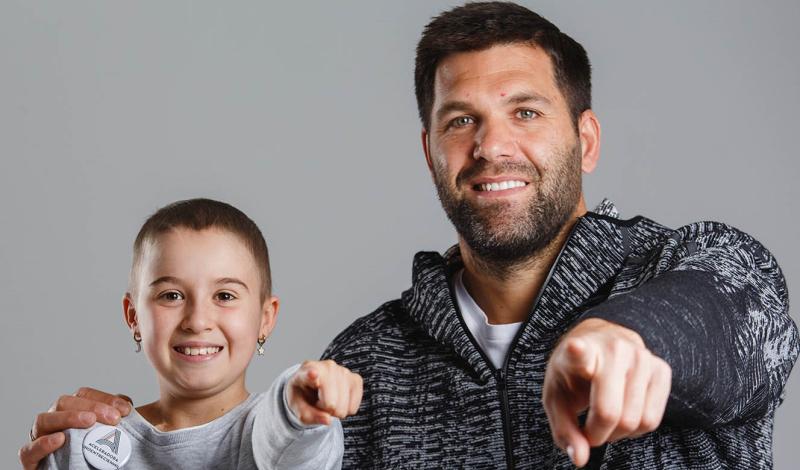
[[95, 429, 122, 453], [82, 424, 132, 469]]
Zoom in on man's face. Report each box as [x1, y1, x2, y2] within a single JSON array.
[[424, 43, 594, 264]]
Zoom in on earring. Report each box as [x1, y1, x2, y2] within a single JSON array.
[[133, 331, 142, 353], [257, 336, 266, 356]]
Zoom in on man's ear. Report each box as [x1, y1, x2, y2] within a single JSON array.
[[123, 293, 138, 332], [421, 129, 435, 177], [578, 109, 601, 174], [259, 296, 280, 340]]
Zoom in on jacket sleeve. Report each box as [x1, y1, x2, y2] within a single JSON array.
[[583, 221, 799, 427]]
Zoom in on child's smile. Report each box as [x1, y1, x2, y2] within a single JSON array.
[[172, 342, 225, 362], [124, 228, 276, 399]]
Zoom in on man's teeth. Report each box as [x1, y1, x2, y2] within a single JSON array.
[[479, 180, 527, 192], [181, 346, 221, 356]]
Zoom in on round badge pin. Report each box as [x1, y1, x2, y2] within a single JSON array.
[[82, 424, 132, 469]]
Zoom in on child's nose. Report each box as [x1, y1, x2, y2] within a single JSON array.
[[180, 300, 214, 333]]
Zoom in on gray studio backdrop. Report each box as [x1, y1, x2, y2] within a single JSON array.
[[2, 1, 798, 468]]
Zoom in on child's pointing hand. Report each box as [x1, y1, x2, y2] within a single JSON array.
[[287, 360, 363, 426]]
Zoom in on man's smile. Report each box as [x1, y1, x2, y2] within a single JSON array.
[[469, 176, 531, 198]]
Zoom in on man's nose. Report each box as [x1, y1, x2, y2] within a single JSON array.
[[181, 299, 213, 333], [473, 117, 517, 161]]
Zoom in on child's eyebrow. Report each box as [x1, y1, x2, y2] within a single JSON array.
[[150, 276, 181, 287], [216, 278, 250, 291]]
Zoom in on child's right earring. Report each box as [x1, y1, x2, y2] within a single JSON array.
[[257, 336, 266, 356], [133, 331, 142, 353]]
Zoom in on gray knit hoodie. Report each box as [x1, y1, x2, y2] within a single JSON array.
[[323, 200, 798, 469]]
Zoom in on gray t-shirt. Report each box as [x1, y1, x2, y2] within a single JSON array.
[[41, 365, 343, 469]]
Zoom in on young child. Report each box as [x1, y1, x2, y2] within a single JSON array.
[[42, 198, 362, 469]]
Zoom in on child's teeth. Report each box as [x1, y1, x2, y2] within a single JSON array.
[[180, 346, 220, 356]]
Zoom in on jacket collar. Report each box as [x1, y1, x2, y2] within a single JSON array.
[[401, 199, 633, 382]]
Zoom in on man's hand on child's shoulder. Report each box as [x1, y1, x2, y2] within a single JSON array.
[[287, 360, 363, 426]]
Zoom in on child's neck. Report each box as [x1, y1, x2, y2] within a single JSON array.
[[138, 382, 250, 432]]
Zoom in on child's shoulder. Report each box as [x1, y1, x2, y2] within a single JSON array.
[[42, 422, 129, 470]]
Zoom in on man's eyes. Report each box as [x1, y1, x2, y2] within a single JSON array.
[[450, 115, 475, 128], [447, 109, 539, 129], [517, 108, 539, 120]]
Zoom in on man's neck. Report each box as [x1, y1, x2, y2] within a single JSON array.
[[460, 207, 586, 325], [138, 379, 249, 432]]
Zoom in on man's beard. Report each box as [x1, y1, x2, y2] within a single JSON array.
[[433, 142, 582, 273]]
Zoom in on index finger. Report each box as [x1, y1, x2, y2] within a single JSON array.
[[33, 410, 96, 439], [73, 388, 132, 416], [544, 395, 590, 467], [562, 338, 598, 380]]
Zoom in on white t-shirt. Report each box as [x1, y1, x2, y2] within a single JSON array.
[[453, 269, 522, 370]]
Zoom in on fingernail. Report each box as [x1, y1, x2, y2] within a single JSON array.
[[105, 410, 121, 423], [115, 400, 132, 413], [566, 445, 575, 463], [78, 412, 94, 424]]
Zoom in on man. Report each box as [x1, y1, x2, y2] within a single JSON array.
[[20, 2, 798, 469]]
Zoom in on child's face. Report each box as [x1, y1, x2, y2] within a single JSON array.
[[125, 228, 277, 399]]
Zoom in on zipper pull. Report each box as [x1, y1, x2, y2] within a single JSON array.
[[495, 369, 506, 389]]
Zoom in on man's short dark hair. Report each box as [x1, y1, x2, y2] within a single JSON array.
[[415, 1, 592, 131], [129, 198, 272, 301]]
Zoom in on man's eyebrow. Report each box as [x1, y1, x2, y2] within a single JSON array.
[[216, 277, 250, 291], [505, 91, 552, 106], [435, 100, 474, 123]]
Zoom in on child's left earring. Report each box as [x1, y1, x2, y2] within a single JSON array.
[[257, 336, 266, 356], [133, 331, 142, 353]]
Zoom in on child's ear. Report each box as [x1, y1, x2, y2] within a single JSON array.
[[259, 296, 280, 339], [123, 293, 138, 332]]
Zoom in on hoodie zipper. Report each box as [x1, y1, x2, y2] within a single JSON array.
[[494, 220, 581, 470]]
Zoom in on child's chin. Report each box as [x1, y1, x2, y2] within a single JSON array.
[[172, 378, 228, 398]]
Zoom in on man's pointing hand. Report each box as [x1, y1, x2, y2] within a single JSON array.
[[543, 318, 672, 467]]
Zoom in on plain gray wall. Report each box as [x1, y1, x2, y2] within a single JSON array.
[[2, 1, 798, 468]]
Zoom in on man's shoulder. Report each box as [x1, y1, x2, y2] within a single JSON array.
[[627, 215, 765, 256], [321, 298, 421, 361]]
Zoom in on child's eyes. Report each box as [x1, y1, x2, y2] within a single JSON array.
[[160, 291, 184, 302], [155, 291, 237, 302], [215, 292, 237, 302]]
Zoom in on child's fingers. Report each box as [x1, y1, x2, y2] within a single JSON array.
[[293, 360, 363, 419], [334, 382, 351, 418], [348, 373, 363, 416], [305, 367, 320, 388], [293, 361, 320, 389], [293, 399, 333, 426], [316, 374, 341, 415]]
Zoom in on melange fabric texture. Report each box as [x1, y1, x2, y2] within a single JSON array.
[[322, 199, 799, 469], [41, 365, 344, 470]]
